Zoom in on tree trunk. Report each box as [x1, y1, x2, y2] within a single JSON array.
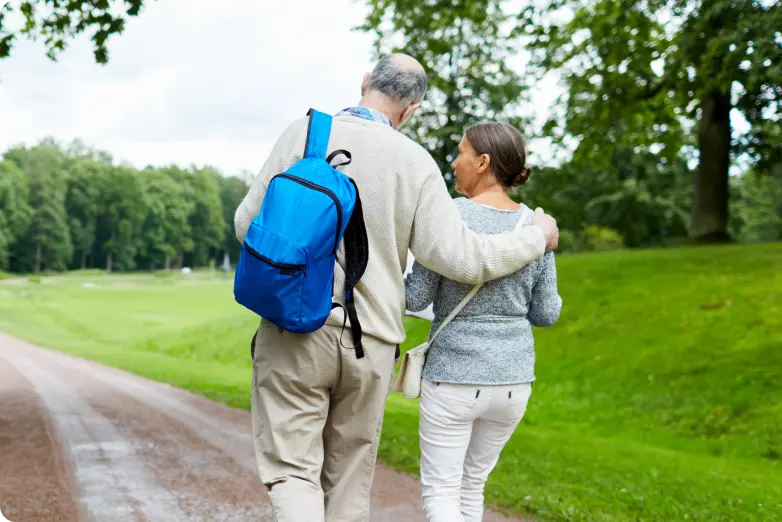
[[33, 242, 42, 274], [164, 255, 171, 271], [80, 252, 87, 271], [690, 89, 731, 242], [106, 230, 116, 273]]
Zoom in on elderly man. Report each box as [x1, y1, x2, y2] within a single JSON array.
[[234, 54, 558, 522]]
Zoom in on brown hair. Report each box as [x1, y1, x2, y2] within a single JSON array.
[[464, 122, 532, 188]]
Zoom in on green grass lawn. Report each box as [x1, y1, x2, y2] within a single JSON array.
[[1, 245, 781, 521]]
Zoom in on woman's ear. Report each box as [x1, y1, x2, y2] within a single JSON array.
[[477, 153, 491, 173]]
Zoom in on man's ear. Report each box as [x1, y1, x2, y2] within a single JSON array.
[[361, 73, 370, 97], [398, 103, 420, 128]]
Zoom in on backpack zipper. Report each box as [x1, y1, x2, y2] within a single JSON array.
[[273, 173, 342, 254], [245, 244, 305, 275]]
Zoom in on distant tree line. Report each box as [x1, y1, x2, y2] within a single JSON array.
[[0, 139, 249, 274], [3, 137, 780, 277]]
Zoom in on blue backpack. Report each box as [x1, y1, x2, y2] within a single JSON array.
[[234, 109, 369, 357]]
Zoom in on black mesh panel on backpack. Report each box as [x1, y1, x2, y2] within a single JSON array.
[[340, 179, 369, 358]]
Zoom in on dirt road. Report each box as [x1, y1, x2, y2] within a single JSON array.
[[0, 333, 524, 521]]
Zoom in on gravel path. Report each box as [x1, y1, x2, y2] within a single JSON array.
[[0, 333, 526, 521]]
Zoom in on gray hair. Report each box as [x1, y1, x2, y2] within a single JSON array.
[[366, 55, 427, 108]]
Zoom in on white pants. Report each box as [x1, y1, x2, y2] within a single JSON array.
[[419, 378, 532, 522]]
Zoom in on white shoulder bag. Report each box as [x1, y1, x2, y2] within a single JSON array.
[[392, 206, 532, 399]]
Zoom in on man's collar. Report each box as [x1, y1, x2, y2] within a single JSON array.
[[336, 107, 393, 128]]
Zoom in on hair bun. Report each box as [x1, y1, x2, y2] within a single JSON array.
[[512, 166, 532, 187]]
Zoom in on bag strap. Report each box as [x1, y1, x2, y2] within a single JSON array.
[[340, 179, 369, 358], [304, 108, 332, 160], [429, 205, 532, 345]]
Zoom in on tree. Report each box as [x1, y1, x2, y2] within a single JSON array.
[[6, 144, 72, 273], [187, 167, 225, 268], [216, 174, 249, 267], [358, 0, 526, 180], [65, 159, 102, 269], [0, 160, 32, 270], [137, 167, 194, 271], [0, 0, 145, 64], [94, 165, 147, 272], [520, 0, 782, 241]]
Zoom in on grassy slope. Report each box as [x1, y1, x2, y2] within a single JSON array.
[[1, 245, 781, 521]]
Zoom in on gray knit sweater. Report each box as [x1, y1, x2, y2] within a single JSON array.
[[405, 198, 563, 385]]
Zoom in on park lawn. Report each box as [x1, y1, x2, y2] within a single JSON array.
[[1, 244, 781, 521]]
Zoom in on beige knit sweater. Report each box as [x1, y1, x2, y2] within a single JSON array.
[[234, 114, 546, 346]]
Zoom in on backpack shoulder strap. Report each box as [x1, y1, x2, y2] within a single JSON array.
[[304, 108, 332, 160], [518, 205, 533, 229], [339, 179, 369, 358]]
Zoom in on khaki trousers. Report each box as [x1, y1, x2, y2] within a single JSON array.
[[251, 321, 397, 522]]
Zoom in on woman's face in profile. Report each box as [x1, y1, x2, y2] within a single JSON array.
[[451, 136, 484, 197]]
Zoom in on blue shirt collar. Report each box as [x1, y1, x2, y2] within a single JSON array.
[[336, 106, 393, 128]]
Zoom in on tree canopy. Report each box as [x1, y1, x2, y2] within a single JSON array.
[[0, 0, 145, 63]]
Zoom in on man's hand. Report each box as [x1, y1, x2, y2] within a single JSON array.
[[532, 208, 559, 252]]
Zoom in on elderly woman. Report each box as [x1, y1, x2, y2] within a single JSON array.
[[405, 121, 563, 522]]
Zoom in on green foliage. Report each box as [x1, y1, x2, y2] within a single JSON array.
[[1, 244, 781, 520], [95, 165, 148, 272], [556, 228, 578, 253], [581, 225, 624, 251], [65, 160, 102, 269], [516, 148, 692, 247], [519, 0, 782, 239], [137, 167, 195, 271], [557, 225, 625, 253], [0, 0, 146, 64], [218, 174, 250, 266], [0, 160, 32, 270], [5, 143, 73, 273], [730, 165, 782, 242], [1, 140, 249, 275], [187, 167, 225, 267], [357, 0, 526, 180], [519, 0, 687, 166]]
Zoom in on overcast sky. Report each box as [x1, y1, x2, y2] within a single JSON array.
[[0, 0, 559, 176]]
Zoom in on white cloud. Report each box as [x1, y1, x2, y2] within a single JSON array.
[[0, 0, 376, 173]]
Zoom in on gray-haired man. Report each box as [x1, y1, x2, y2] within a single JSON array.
[[234, 54, 558, 522]]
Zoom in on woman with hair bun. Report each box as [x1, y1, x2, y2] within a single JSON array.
[[405, 121, 563, 522]]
